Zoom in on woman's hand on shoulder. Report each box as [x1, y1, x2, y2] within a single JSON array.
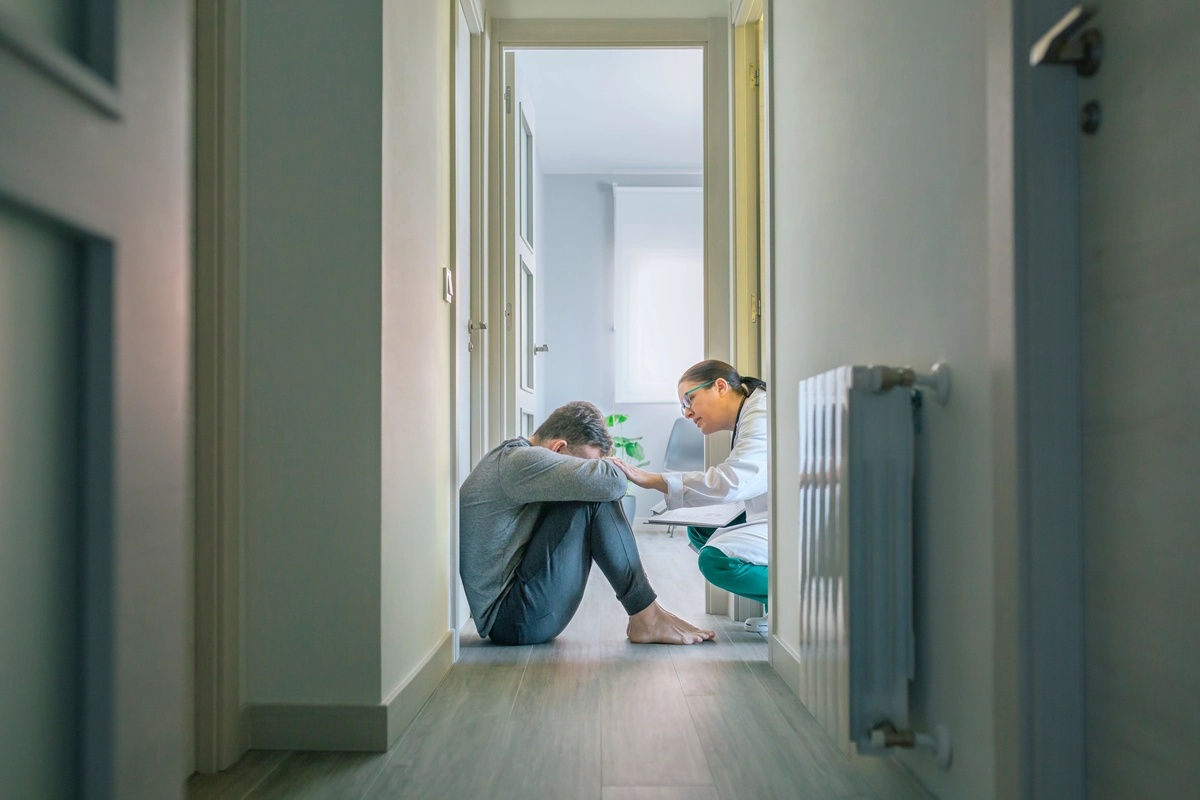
[[609, 459, 668, 494]]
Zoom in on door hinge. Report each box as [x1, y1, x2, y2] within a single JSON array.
[[750, 292, 761, 323], [504, 302, 513, 330], [750, 64, 760, 88], [504, 86, 512, 115]]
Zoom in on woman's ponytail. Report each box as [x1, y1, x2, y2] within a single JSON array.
[[679, 360, 767, 397]]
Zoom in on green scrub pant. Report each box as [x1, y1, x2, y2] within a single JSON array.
[[688, 522, 768, 607]]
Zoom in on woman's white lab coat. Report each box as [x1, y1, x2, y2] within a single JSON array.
[[662, 388, 769, 566]]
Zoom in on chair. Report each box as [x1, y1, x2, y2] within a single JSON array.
[[661, 418, 704, 536], [663, 417, 705, 472]]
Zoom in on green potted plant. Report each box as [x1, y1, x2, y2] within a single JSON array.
[[607, 413, 648, 522]]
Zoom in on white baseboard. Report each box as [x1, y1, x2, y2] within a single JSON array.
[[384, 631, 454, 746], [249, 702, 388, 752], [769, 633, 802, 699], [248, 631, 453, 752]]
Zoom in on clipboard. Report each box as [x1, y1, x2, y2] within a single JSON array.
[[645, 501, 745, 529]]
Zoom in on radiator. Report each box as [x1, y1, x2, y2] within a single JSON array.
[[796, 365, 917, 758]]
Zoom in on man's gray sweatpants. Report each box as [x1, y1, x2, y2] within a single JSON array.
[[487, 499, 658, 645]]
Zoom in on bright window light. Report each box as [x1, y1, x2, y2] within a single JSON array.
[[613, 186, 704, 403]]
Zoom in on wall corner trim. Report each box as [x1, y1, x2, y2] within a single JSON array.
[[248, 632, 453, 752]]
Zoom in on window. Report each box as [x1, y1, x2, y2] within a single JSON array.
[[520, 258, 535, 391], [519, 109, 534, 247], [613, 186, 704, 403]]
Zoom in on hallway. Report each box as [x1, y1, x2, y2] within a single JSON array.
[[189, 529, 934, 799]]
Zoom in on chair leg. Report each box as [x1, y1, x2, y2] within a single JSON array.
[[668, 524, 675, 538]]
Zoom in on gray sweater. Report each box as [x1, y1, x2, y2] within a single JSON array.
[[459, 438, 627, 637]]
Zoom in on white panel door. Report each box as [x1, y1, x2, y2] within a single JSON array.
[[503, 51, 540, 438], [0, 1, 190, 795]]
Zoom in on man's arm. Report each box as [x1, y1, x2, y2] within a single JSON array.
[[499, 447, 626, 504]]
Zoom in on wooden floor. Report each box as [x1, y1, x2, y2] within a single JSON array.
[[189, 528, 935, 800]]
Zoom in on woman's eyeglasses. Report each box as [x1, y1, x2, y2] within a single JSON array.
[[679, 379, 717, 413]]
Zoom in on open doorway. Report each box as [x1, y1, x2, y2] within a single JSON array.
[[513, 47, 706, 524], [481, 17, 738, 625]]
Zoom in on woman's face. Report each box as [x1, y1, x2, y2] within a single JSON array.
[[678, 378, 735, 435]]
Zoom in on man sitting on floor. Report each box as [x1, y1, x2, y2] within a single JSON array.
[[459, 400, 715, 646]]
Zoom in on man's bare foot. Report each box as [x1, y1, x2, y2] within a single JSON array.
[[626, 601, 716, 644]]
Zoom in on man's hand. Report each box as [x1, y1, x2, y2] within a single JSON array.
[[610, 459, 668, 494]]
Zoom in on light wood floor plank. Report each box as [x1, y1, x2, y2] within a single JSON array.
[[671, 653, 759, 699], [600, 659, 715, 788], [747, 661, 936, 800], [485, 715, 603, 800], [510, 656, 602, 719], [245, 752, 389, 800], [362, 734, 506, 800], [361, 660, 528, 799], [687, 681, 867, 799], [187, 750, 288, 800], [191, 529, 935, 800], [602, 787, 721, 800]]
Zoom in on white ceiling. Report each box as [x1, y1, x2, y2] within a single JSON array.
[[489, 0, 730, 19], [515, 49, 704, 175]]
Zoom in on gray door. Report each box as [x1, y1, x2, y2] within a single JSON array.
[[0, 1, 191, 797], [1079, 2, 1200, 797]]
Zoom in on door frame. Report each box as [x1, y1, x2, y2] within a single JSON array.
[[193, 0, 248, 774], [988, 0, 1086, 796], [483, 18, 734, 449], [449, 0, 486, 659]]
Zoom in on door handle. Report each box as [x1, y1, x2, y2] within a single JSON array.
[[534, 344, 550, 354], [1030, 4, 1102, 76]]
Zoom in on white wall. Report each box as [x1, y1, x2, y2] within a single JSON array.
[[381, 0, 453, 701], [771, 3, 993, 798], [488, 0, 729, 18], [243, 0, 384, 706], [540, 173, 703, 519], [242, 0, 452, 722]]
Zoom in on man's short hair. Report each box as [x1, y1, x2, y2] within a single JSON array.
[[532, 401, 613, 455]]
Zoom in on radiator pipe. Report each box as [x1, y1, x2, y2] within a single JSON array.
[[869, 721, 954, 770]]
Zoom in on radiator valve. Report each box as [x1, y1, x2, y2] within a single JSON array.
[[857, 362, 951, 406], [869, 721, 953, 770]]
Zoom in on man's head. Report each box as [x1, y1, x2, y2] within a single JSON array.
[[528, 401, 613, 459]]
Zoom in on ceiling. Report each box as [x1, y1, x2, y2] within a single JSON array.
[[488, 0, 730, 18], [515, 49, 704, 175]]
